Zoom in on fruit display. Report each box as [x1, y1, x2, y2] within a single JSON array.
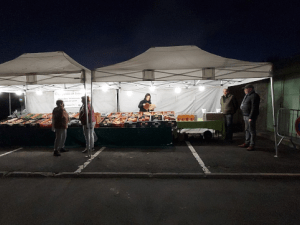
[[0, 111, 178, 128], [112, 117, 127, 127], [100, 117, 114, 127], [177, 114, 196, 121]]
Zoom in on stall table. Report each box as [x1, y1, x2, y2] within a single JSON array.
[[176, 120, 225, 138]]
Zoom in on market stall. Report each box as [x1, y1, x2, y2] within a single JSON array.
[[0, 52, 94, 148], [93, 45, 276, 153]]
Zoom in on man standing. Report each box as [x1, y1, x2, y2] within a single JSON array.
[[220, 88, 238, 143], [238, 84, 260, 151]]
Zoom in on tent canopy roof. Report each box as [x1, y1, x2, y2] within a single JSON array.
[[94, 45, 272, 82], [0, 51, 90, 85]]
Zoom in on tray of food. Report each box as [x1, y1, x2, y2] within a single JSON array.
[[39, 119, 52, 128], [108, 112, 121, 118], [137, 115, 151, 128], [100, 117, 114, 127], [112, 117, 127, 127], [125, 115, 138, 128], [0, 118, 18, 126], [7, 118, 24, 126]]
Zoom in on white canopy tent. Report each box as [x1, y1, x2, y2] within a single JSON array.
[[0, 51, 90, 85], [94, 45, 271, 82], [94, 45, 278, 156], [0, 51, 95, 156], [0, 51, 92, 113]]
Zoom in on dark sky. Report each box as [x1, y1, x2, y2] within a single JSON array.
[[1, 0, 299, 69]]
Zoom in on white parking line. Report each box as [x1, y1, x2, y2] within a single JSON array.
[[74, 147, 106, 173], [186, 141, 211, 174], [0, 148, 23, 157]]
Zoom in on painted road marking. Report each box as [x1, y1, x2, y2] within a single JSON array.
[[0, 148, 23, 158], [186, 141, 211, 174], [74, 147, 106, 173]]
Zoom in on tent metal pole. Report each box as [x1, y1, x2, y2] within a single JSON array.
[[24, 90, 27, 114], [270, 75, 278, 157], [117, 82, 120, 112], [83, 70, 91, 158], [9, 92, 11, 116], [89, 70, 94, 157]]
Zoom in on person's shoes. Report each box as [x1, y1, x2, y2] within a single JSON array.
[[53, 150, 61, 156], [247, 146, 255, 151], [238, 143, 249, 148], [82, 149, 87, 153], [60, 148, 69, 152]]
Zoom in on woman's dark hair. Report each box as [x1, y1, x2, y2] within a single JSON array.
[[56, 100, 63, 106], [81, 96, 90, 103], [144, 93, 151, 101]]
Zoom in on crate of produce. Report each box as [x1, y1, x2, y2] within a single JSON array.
[[22, 120, 36, 127], [8, 118, 24, 126], [30, 114, 43, 119], [143, 112, 152, 117], [0, 118, 18, 126], [112, 117, 127, 127], [151, 114, 163, 121], [137, 115, 151, 128], [163, 111, 175, 115], [39, 119, 52, 128], [125, 116, 138, 128], [108, 112, 121, 118], [100, 117, 114, 127], [21, 113, 35, 120]]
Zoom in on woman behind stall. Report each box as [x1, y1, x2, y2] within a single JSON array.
[[52, 100, 70, 156], [79, 96, 96, 153], [138, 93, 155, 112]]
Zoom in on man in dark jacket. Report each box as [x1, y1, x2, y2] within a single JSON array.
[[238, 84, 260, 151], [220, 88, 238, 142]]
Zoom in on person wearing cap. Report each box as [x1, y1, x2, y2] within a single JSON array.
[[238, 84, 260, 151], [220, 88, 238, 143], [79, 96, 97, 153]]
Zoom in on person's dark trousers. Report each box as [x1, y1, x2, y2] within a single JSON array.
[[224, 114, 233, 141], [243, 116, 257, 146]]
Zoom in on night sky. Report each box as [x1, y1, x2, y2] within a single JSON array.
[[0, 0, 300, 69]]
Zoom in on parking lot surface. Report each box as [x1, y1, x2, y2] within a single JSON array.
[[0, 133, 299, 175]]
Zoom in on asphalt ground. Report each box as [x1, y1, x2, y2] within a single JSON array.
[[0, 132, 300, 176], [0, 178, 300, 225]]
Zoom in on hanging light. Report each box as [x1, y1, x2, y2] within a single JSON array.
[[149, 86, 156, 92], [57, 89, 65, 95], [127, 91, 133, 96], [175, 87, 181, 93], [36, 90, 43, 95], [199, 86, 205, 92], [101, 85, 108, 92], [16, 91, 22, 96]]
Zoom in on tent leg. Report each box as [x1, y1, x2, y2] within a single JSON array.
[[117, 82, 120, 112], [83, 70, 91, 158], [270, 76, 278, 157], [89, 71, 94, 157]]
